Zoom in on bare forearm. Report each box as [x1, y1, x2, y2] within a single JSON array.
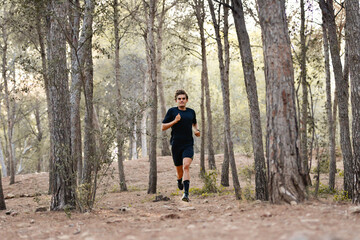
[[162, 120, 177, 131], [193, 124, 200, 137]]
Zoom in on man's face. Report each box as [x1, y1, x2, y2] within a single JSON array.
[[176, 94, 188, 108]]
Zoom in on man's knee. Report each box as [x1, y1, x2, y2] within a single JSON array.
[[183, 158, 192, 170]]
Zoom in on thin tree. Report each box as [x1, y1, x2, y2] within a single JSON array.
[[257, 0, 306, 203], [346, 0, 360, 203], [156, 0, 172, 157], [192, 0, 216, 171], [113, 0, 127, 191], [299, 0, 311, 186], [322, 21, 336, 191], [144, 0, 158, 194], [0, 168, 5, 210], [34, 102, 43, 172], [80, 0, 97, 209], [208, 0, 241, 199], [34, 0, 55, 193], [230, 0, 268, 200], [1, 7, 15, 185], [69, 0, 83, 184], [48, 0, 76, 210], [319, 0, 353, 197]]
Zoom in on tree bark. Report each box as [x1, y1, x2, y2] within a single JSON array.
[[319, 0, 353, 197], [200, 74, 206, 176], [156, 0, 171, 157], [0, 138, 6, 177], [69, 0, 83, 184], [231, 0, 268, 200], [208, 0, 241, 199], [299, 0, 311, 186], [193, 0, 216, 171], [81, 0, 97, 209], [35, 1, 54, 193], [322, 22, 336, 191], [132, 117, 138, 160], [1, 19, 15, 185], [346, 0, 360, 203], [34, 102, 43, 172], [258, 0, 306, 203], [48, 0, 76, 210], [221, 134, 230, 186], [113, 0, 127, 191], [145, 0, 158, 194], [0, 169, 5, 210]]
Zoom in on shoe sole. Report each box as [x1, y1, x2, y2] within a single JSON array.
[[181, 197, 190, 202]]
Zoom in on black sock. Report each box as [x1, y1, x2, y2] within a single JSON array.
[[183, 180, 190, 195]]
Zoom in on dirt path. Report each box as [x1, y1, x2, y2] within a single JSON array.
[[1, 154, 359, 240]]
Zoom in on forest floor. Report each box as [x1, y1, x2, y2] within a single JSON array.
[[1, 153, 360, 240]]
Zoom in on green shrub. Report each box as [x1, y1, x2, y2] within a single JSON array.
[[190, 170, 220, 197], [317, 183, 336, 195], [242, 185, 255, 201], [239, 164, 255, 183], [333, 190, 350, 202], [337, 169, 344, 177], [202, 170, 219, 193], [312, 156, 330, 174]]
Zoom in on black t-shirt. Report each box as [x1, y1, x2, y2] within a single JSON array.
[[162, 107, 197, 145]]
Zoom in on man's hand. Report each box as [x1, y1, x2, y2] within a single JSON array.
[[162, 113, 181, 131], [194, 130, 200, 137], [175, 113, 181, 123]]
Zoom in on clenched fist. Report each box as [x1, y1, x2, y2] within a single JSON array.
[[175, 113, 181, 123]]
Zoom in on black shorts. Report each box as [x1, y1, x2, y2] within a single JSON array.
[[171, 144, 194, 167]]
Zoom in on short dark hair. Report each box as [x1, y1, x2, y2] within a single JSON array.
[[175, 89, 188, 100]]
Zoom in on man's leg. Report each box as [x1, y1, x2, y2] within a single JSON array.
[[183, 157, 192, 181], [176, 165, 184, 180], [182, 157, 192, 201], [176, 166, 184, 190]]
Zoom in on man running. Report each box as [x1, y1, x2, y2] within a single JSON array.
[[162, 90, 200, 202]]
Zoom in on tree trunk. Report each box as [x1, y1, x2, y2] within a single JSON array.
[[346, 0, 360, 203], [231, 0, 268, 200], [113, 0, 127, 191], [146, 0, 158, 194], [141, 75, 148, 158], [299, 0, 311, 186], [200, 71, 206, 176], [0, 170, 5, 210], [48, 0, 76, 210], [36, 2, 54, 193], [129, 120, 134, 160], [69, 0, 83, 184], [81, 0, 96, 209], [258, 0, 306, 203], [132, 117, 138, 160], [193, 0, 216, 171], [193, 0, 207, 175], [35, 102, 43, 172], [221, 134, 230, 186], [322, 22, 336, 191], [208, 0, 241, 199], [0, 138, 6, 177], [156, 1, 171, 157], [319, 0, 353, 197], [1, 20, 15, 185]]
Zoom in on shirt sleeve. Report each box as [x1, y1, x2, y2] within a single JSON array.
[[162, 108, 174, 123], [192, 110, 197, 124]]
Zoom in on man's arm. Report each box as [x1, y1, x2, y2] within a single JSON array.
[[162, 113, 181, 131], [192, 123, 200, 137]]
